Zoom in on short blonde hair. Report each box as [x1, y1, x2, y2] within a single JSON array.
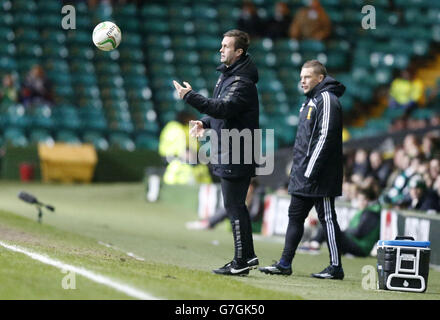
[[302, 60, 327, 76]]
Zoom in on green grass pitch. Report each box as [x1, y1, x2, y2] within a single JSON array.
[[0, 181, 439, 300]]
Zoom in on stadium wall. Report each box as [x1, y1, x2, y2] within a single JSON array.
[[0, 145, 164, 182]]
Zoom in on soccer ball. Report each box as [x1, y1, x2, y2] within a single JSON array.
[[92, 21, 122, 51]]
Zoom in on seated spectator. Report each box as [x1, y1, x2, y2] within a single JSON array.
[[403, 134, 421, 158], [237, 1, 264, 38], [351, 149, 371, 184], [300, 187, 381, 257], [264, 2, 291, 39], [368, 150, 392, 189], [380, 153, 419, 206], [288, 0, 331, 41], [0, 74, 18, 106], [388, 68, 424, 115], [402, 175, 440, 213], [20, 64, 54, 107], [430, 113, 440, 127], [422, 132, 440, 160], [430, 158, 440, 185]]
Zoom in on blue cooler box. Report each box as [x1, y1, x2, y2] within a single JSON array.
[[377, 236, 431, 293]]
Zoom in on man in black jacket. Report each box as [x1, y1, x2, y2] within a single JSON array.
[[259, 60, 346, 279], [173, 30, 260, 276]]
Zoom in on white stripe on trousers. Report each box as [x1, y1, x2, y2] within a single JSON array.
[[304, 91, 330, 178], [324, 197, 339, 266]]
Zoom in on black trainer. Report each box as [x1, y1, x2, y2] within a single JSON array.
[[311, 265, 344, 280], [247, 256, 259, 269], [212, 260, 249, 276], [258, 261, 292, 276]]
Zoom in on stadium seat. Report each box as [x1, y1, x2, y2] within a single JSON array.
[[82, 131, 109, 150], [29, 128, 54, 145], [135, 133, 159, 151], [4, 127, 28, 147], [109, 132, 135, 151], [56, 130, 81, 144]]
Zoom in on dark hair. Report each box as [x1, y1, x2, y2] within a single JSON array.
[[223, 29, 250, 55], [358, 187, 377, 201], [302, 59, 328, 76]]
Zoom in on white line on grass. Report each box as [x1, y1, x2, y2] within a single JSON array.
[[0, 240, 160, 300], [98, 241, 146, 261]]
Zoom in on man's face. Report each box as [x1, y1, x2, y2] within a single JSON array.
[[220, 36, 242, 67], [300, 67, 324, 94]]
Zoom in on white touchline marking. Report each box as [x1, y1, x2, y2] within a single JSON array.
[[98, 241, 146, 261], [0, 240, 160, 300]]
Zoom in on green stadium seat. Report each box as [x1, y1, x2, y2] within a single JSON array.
[[0, 56, 17, 72], [3, 104, 30, 128], [168, 5, 193, 20], [29, 128, 54, 145], [300, 40, 325, 53], [83, 131, 109, 150], [0, 26, 15, 43], [135, 133, 159, 151], [4, 127, 28, 147], [30, 104, 56, 130], [141, 4, 168, 19], [142, 19, 170, 34], [56, 130, 81, 144], [37, 0, 61, 13], [12, 0, 37, 12], [109, 132, 135, 151]]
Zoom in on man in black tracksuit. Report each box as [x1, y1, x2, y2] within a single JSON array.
[[259, 60, 346, 279], [173, 30, 259, 276]]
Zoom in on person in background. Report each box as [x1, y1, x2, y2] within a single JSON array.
[[388, 68, 424, 115], [368, 150, 393, 189], [402, 175, 440, 213], [20, 64, 54, 107], [0, 74, 18, 106], [351, 149, 371, 184], [186, 178, 265, 230], [288, 0, 331, 41], [299, 187, 381, 257], [421, 132, 440, 160], [159, 110, 212, 185], [264, 2, 292, 39], [237, 1, 264, 38], [380, 152, 417, 207]]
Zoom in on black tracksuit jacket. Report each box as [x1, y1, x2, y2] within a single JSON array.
[[183, 54, 260, 178], [288, 76, 346, 197]]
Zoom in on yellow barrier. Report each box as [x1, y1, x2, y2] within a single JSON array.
[[38, 143, 98, 183]]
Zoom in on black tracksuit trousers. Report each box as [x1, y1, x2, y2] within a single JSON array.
[[281, 195, 343, 267], [220, 176, 255, 264]]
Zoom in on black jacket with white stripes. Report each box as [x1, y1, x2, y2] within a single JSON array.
[[288, 76, 346, 197], [183, 54, 259, 178]]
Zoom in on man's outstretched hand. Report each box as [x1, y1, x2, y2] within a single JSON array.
[[173, 80, 192, 99], [189, 120, 205, 138]]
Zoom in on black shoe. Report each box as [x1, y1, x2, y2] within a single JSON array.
[[212, 260, 249, 276], [258, 261, 292, 276], [247, 256, 259, 269], [311, 265, 344, 280]]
